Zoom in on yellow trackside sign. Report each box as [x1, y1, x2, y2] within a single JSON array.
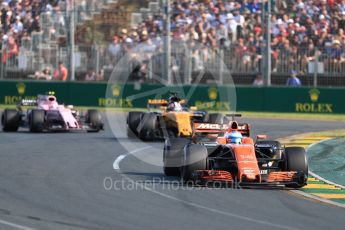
[[295, 89, 333, 113]]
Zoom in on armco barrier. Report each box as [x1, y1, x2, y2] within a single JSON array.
[[0, 80, 345, 114]]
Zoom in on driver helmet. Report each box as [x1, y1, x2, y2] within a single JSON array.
[[168, 102, 182, 112], [169, 95, 180, 103], [227, 131, 243, 144], [47, 96, 58, 109]]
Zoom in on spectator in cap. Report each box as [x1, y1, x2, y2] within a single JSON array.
[[287, 70, 301, 87]]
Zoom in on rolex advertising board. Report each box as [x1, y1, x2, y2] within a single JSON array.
[[0, 81, 344, 114]]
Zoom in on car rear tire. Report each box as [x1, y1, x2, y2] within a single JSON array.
[[127, 112, 143, 137], [86, 109, 103, 132], [138, 113, 157, 141], [181, 144, 208, 182], [29, 110, 45, 133], [283, 147, 308, 188], [2, 109, 20, 132], [163, 138, 191, 176]]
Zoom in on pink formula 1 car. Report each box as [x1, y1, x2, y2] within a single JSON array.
[[1, 94, 104, 133]]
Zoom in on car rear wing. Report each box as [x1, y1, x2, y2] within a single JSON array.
[[147, 99, 187, 105], [18, 99, 38, 107], [193, 123, 227, 133], [147, 99, 169, 106], [225, 113, 242, 120], [147, 99, 187, 111], [192, 123, 225, 142], [193, 121, 250, 137]]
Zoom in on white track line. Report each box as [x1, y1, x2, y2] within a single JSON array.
[[113, 146, 152, 170], [0, 219, 36, 230], [308, 171, 345, 190], [292, 190, 345, 209], [115, 148, 300, 230]]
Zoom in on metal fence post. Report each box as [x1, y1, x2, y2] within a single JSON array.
[[184, 47, 191, 84], [94, 43, 100, 75], [264, 0, 272, 86], [148, 59, 153, 81], [219, 49, 224, 84], [0, 46, 3, 80], [164, 0, 171, 84], [67, 1, 75, 81], [313, 48, 319, 87]]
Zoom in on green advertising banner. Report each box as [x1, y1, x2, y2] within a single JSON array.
[[0, 80, 344, 114]]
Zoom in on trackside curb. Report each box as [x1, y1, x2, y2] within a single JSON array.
[[278, 131, 345, 208], [308, 171, 345, 190]]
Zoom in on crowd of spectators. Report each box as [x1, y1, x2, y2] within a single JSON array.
[[1, 1, 53, 63], [0, 0, 110, 81], [0, 0, 67, 77], [107, 0, 345, 81], [3, 0, 345, 82]]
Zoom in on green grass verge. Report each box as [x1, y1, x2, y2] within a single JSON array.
[[240, 111, 345, 122], [0, 104, 344, 121]]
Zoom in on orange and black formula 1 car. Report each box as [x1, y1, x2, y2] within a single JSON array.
[[163, 120, 308, 188], [127, 93, 231, 141]]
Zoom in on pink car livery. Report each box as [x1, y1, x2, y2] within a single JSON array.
[[1, 94, 103, 132]]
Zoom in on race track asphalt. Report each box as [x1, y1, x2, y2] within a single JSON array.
[[0, 113, 345, 230]]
